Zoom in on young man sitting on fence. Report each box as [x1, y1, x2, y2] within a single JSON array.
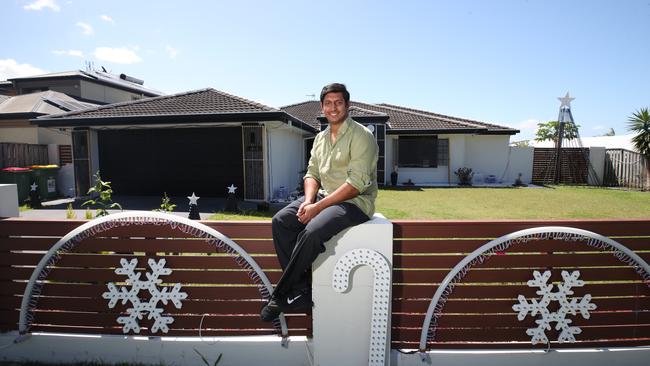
[[260, 83, 379, 321]]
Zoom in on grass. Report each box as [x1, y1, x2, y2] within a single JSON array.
[[208, 185, 650, 221], [375, 185, 650, 220]]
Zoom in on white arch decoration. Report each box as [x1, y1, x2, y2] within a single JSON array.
[[418, 226, 650, 354], [332, 248, 391, 366], [18, 211, 289, 340]]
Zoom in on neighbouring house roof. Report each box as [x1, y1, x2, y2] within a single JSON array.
[[0, 90, 98, 120], [530, 134, 638, 152], [8, 70, 163, 97], [280, 100, 518, 135], [33, 88, 318, 133]]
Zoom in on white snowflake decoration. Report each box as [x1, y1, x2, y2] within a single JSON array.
[[102, 258, 188, 334], [512, 270, 596, 345]]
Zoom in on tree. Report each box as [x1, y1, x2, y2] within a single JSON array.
[[534, 120, 580, 143], [627, 108, 650, 157]]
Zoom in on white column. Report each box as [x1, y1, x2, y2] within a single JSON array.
[[312, 214, 393, 366], [0, 184, 20, 217]]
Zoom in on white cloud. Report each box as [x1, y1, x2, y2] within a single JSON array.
[[165, 45, 179, 59], [592, 124, 605, 131], [52, 49, 84, 57], [94, 47, 142, 64], [0, 59, 47, 80], [100, 15, 115, 24], [24, 0, 60, 11], [76, 21, 93, 35]]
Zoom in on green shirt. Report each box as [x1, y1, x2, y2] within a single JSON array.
[[304, 117, 378, 218]]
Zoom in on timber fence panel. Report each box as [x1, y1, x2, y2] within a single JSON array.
[[0, 218, 308, 338], [391, 220, 650, 350]]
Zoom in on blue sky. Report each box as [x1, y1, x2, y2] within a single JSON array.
[[2, 0, 649, 141]]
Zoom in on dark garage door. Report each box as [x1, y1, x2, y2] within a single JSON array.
[[98, 127, 243, 197]]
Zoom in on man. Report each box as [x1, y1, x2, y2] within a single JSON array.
[[260, 83, 378, 321]]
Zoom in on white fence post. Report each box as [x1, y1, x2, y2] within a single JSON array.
[[311, 214, 393, 366], [0, 184, 19, 217]]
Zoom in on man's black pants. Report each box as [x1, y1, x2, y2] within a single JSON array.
[[271, 196, 369, 298]]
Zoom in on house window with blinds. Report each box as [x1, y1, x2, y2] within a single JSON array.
[[398, 136, 438, 168]]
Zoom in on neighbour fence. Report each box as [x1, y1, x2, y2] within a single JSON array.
[[532, 147, 590, 184], [603, 149, 649, 190], [0, 143, 48, 169], [1, 217, 649, 352]]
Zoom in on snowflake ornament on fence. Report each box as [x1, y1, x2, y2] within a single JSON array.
[[512, 270, 596, 345], [102, 258, 187, 334]]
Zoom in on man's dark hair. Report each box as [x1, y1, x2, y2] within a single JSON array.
[[320, 83, 350, 104]]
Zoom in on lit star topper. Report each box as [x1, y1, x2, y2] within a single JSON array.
[[227, 184, 237, 194], [30, 183, 38, 191], [558, 92, 575, 109], [187, 192, 200, 205]]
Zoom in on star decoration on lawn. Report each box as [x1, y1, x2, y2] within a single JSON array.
[[187, 192, 200, 205], [227, 184, 237, 194], [30, 183, 38, 191], [558, 92, 575, 109]]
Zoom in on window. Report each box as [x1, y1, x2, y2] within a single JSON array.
[[437, 138, 449, 166], [398, 136, 438, 168]]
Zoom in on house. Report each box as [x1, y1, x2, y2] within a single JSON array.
[[1, 70, 163, 166], [529, 134, 638, 152], [282, 101, 520, 185], [33, 88, 317, 199]]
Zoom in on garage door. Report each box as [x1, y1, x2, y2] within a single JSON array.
[[98, 127, 243, 197]]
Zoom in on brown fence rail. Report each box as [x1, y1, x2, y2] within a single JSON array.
[[392, 219, 650, 350], [0, 143, 49, 169], [2, 218, 650, 351], [604, 149, 649, 190], [0, 219, 310, 338]]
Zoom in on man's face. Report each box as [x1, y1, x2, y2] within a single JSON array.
[[321, 92, 349, 125]]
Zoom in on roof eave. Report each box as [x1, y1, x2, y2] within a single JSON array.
[[31, 111, 318, 133]]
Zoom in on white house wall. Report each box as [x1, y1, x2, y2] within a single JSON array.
[[0, 127, 38, 144], [266, 121, 305, 201], [386, 134, 463, 185], [506, 147, 534, 184], [80, 80, 145, 104], [464, 134, 511, 183], [37, 127, 72, 146]]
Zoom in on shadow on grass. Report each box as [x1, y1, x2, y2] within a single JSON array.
[[379, 186, 425, 192]]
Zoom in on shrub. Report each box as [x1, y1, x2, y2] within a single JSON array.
[[454, 167, 474, 186]]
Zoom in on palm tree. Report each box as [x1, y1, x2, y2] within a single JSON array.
[[628, 108, 650, 157]]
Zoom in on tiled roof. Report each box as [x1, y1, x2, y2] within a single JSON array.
[[377, 103, 516, 133], [45, 88, 279, 119], [280, 100, 518, 134]]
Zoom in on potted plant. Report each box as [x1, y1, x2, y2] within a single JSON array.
[[454, 167, 474, 186]]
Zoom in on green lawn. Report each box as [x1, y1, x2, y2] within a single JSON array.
[[376, 185, 650, 220], [207, 186, 650, 220]]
